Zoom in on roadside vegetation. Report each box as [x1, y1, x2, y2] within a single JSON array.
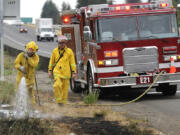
[[0, 51, 16, 104], [0, 51, 164, 135], [0, 81, 15, 104], [0, 51, 16, 76], [0, 118, 54, 135], [83, 89, 99, 105]]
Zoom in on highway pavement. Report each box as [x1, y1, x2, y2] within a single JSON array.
[[3, 24, 58, 57]]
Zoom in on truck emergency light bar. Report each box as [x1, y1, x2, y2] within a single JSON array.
[[87, 0, 173, 16], [104, 3, 170, 13]]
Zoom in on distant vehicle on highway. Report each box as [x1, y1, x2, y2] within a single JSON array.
[[3, 19, 24, 26], [15, 20, 24, 26], [35, 18, 55, 42], [19, 27, 28, 33]]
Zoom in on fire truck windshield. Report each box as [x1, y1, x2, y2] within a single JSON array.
[[139, 14, 178, 40], [96, 14, 178, 42]]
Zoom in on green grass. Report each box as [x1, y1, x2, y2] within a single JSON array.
[[0, 51, 16, 103], [0, 51, 15, 76], [0, 81, 15, 104], [83, 90, 99, 105], [35, 64, 41, 71]]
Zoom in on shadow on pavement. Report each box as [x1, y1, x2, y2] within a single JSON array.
[[99, 87, 180, 103]]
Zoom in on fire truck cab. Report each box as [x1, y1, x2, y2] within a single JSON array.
[[61, 0, 180, 96]]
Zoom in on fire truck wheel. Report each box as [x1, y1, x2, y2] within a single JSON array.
[[162, 85, 177, 96], [87, 67, 94, 93], [70, 78, 82, 93]]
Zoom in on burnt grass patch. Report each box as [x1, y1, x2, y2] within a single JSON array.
[[59, 116, 154, 135], [60, 116, 131, 135], [0, 116, 154, 135]]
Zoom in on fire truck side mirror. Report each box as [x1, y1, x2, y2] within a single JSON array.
[[83, 26, 92, 41]]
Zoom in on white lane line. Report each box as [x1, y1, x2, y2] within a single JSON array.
[[4, 34, 51, 56], [148, 91, 180, 94]]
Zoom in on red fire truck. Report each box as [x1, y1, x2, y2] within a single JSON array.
[[61, 0, 180, 96]]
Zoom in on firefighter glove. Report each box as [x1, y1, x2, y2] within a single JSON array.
[[24, 52, 29, 59], [19, 66, 26, 74]]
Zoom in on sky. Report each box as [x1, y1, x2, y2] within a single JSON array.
[[20, 0, 77, 22]]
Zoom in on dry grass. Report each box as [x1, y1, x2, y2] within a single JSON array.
[[32, 91, 162, 135], [0, 51, 16, 76], [0, 51, 16, 104], [0, 118, 54, 135], [0, 52, 165, 135], [0, 81, 15, 104]]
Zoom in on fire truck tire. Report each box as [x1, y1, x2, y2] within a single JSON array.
[[70, 78, 82, 93], [87, 67, 94, 93], [157, 84, 177, 96], [162, 85, 177, 96]]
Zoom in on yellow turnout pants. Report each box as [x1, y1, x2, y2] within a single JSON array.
[[53, 76, 70, 104]]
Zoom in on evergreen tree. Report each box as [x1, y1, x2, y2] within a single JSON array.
[[88, 0, 107, 5], [41, 0, 59, 24], [173, 0, 180, 26], [76, 0, 88, 8], [77, 0, 107, 8], [61, 1, 71, 11], [127, 0, 140, 3]]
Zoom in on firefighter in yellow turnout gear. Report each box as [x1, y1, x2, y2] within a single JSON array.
[[14, 41, 39, 104], [48, 35, 76, 105]]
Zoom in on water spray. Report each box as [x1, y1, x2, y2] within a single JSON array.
[[14, 77, 31, 119]]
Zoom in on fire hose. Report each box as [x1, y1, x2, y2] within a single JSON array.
[[66, 70, 164, 106]]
